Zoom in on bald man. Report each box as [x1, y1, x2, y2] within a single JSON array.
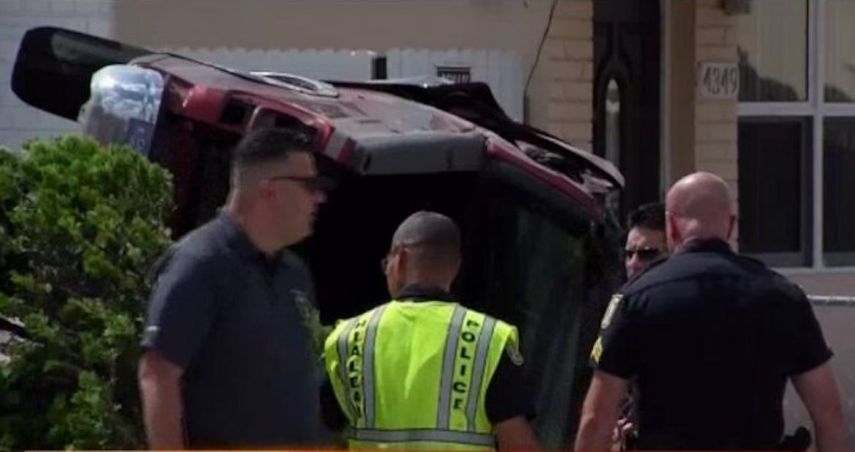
[[575, 172, 846, 451], [322, 211, 540, 450]]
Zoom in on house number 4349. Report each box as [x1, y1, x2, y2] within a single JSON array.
[[698, 62, 739, 99]]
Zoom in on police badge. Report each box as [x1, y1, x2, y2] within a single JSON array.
[[600, 293, 623, 329]]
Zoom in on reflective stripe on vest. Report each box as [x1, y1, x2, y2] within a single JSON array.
[[444, 309, 497, 432], [467, 315, 496, 428], [361, 304, 387, 428], [345, 427, 495, 447], [334, 305, 388, 428], [335, 317, 358, 421], [325, 302, 516, 449], [437, 305, 467, 429]]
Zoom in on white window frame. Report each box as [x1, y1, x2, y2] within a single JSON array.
[[738, 0, 855, 272]]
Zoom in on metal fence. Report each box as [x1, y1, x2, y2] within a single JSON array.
[[807, 295, 855, 306]]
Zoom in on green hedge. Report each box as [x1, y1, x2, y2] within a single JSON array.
[[0, 135, 173, 449]]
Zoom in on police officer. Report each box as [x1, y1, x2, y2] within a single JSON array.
[[614, 202, 669, 449], [624, 202, 668, 280], [575, 172, 846, 451], [322, 211, 540, 450]]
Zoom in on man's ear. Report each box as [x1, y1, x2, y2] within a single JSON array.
[[448, 256, 463, 283], [395, 247, 408, 276], [726, 214, 737, 240], [257, 179, 275, 200], [665, 212, 680, 251]]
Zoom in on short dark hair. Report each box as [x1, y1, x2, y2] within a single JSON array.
[[232, 127, 313, 172], [627, 202, 665, 231], [392, 211, 461, 263]]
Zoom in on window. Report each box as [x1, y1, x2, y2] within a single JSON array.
[[460, 180, 619, 448], [604, 78, 622, 165], [738, 0, 855, 268], [604, 78, 622, 216], [737, 0, 808, 101], [824, 0, 855, 102], [479, 202, 588, 448], [738, 119, 812, 266], [823, 118, 855, 264]]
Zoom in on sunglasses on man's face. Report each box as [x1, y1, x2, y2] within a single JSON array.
[[624, 247, 664, 262], [267, 175, 337, 193]]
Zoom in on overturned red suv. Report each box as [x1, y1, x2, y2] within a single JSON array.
[[12, 27, 625, 447]]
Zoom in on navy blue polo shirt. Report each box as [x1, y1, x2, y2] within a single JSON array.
[[142, 213, 323, 447], [593, 238, 832, 450]]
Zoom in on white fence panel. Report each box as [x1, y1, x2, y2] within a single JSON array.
[[387, 48, 523, 121], [160, 47, 376, 82]]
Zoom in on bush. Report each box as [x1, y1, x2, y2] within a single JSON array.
[[0, 135, 173, 449]]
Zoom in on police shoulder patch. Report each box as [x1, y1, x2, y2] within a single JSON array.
[[590, 336, 603, 364], [600, 293, 623, 329], [505, 341, 524, 366]]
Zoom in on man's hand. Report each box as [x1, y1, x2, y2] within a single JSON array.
[[139, 350, 186, 449], [494, 416, 541, 451], [612, 417, 635, 449]]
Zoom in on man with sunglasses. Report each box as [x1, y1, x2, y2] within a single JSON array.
[[624, 202, 667, 280], [139, 127, 331, 448], [321, 211, 540, 450], [608, 202, 668, 449]]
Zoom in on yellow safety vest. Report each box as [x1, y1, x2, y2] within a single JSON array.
[[324, 300, 519, 450]]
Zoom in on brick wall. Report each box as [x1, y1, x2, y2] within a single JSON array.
[[544, 0, 593, 150], [0, 0, 114, 151], [693, 0, 739, 242]]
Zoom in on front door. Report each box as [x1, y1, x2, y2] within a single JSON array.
[[593, 0, 661, 221]]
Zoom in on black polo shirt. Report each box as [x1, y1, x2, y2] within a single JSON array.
[[321, 284, 532, 429], [142, 213, 323, 447], [593, 239, 832, 450]]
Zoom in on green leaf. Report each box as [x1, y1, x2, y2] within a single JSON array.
[[0, 135, 172, 449]]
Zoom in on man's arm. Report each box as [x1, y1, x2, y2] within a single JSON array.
[[574, 370, 629, 451], [319, 376, 347, 431], [483, 343, 541, 450], [791, 362, 847, 452], [494, 416, 540, 451], [139, 350, 186, 449], [139, 252, 218, 449]]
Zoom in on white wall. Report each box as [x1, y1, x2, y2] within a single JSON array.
[[0, 0, 114, 150]]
